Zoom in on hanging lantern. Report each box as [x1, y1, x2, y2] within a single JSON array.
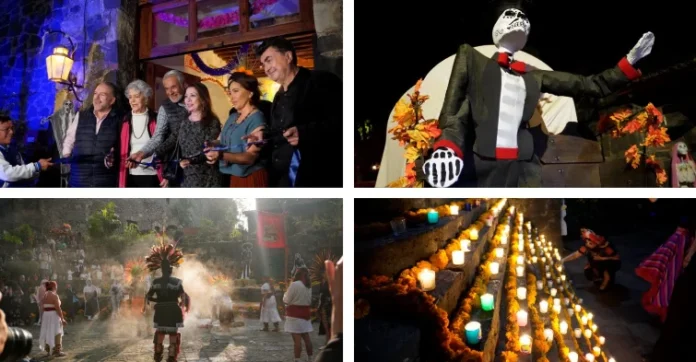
[[46, 46, 74, 83]]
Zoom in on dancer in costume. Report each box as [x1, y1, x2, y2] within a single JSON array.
[[125, 258, 150, 336], [562, 228, 622, 291], [420, 1, 656, 187], [145, 242, 186, 362]]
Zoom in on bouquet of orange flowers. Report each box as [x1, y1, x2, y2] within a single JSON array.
[[598, 103, 669, 186], [387, 79, 442, 187]]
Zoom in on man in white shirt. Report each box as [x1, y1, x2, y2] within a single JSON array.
[[0, 115, 52, 187]]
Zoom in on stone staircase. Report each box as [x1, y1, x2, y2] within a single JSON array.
[[355, 200, 616, 362]]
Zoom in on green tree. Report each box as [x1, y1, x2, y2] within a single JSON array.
[[85, 202, 144, 257]]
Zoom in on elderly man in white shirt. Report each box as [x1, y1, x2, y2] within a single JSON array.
[[0, 115, 52, 187]]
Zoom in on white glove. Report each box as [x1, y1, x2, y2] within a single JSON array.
[[423, 148, 463, 188], [627, 32, 655, 65]]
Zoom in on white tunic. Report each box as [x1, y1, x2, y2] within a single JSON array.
[[260, 283, 282, 323], [283, 280, 313, 333], [39, 303, 63, 351]]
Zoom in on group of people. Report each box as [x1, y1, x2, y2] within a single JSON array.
[[0, 36, 343, 188]]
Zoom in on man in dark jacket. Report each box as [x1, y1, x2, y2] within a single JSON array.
[[62, 82, 122, 187], [253, 37, 343, 187]]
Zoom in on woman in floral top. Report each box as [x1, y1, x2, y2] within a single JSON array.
[[178, 83, 221, 187]]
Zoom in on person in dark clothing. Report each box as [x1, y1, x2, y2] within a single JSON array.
[[251, 36, 343, 187], [62, 82, 123, 187], [562, 228, 622, 291], [318, 279, 332, 344], [314, 257, 342, 362]]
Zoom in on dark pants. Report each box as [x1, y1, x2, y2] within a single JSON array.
[[127, 174, 160, 188], [473, 153, 542, 187], [584, 260, 622, 283], [650, 261, 696, 361]]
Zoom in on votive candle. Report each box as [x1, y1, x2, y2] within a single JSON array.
[[585, 354, 595, 362], [567, 308, 574, 316], [574, 328, 582, 338], [517, 287, 527, 300], [546, 272, 552, 279], [532, 256, 538, 263], [518, 241, 524, 252], [495, 248, 504, 258], [517, 310, 528, 326], [552, 305, 561, 314], [550, 288, 557, 297], [575, 304, 582, 313], [517, 255, 524, 265], [553, 298, 561, 306], [470, 229, 479, 241], [516, 266, 525, 277], [587, 312, 594, 321], [564, 298, 570, 306], [593, 347, 601, 357], [591, 324, 598, 333], [548, 280, 554, 288], [581, 316, 588, 325], [481, 293, 494, 311], [584, 329, 592, 339], [561, 275, 566, 282], [568, 352, 578, 362], [449, 205, 459, 216], [489, 262, 499, 275], [427, 209, 439, 224], [544, 328, 554, 342], [560, 321, 568, 334], [608, 358, 616, 362], [539, 300, 548, 313], [464, 321, 482, 345], [460, 239, 471, 252], [520, 334, 531, 354], [418, 268, 436, 291], [599, 336, 605, 345], [501, 234, 508, 245], [452, 250, 464, 265], [536, 281, 543, 290]]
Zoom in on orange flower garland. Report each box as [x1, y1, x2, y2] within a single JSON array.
[[503, 228, 521, 354]]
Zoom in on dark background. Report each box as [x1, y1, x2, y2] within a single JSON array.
[[355, 0, 694, 185]]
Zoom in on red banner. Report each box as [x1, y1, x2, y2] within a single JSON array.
[[256, 211, 287, 249]]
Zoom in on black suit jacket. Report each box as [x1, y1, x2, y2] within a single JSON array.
[[433, 44, 642, 161]]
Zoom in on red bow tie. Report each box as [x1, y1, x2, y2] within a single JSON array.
[[497, 52, 528, 74]]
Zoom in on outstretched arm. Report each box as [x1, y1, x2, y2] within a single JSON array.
[[534, 32, 654, 98], [562, 251, 584, 263]]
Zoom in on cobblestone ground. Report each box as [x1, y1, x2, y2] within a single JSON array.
[[24, 317, 325, 362]]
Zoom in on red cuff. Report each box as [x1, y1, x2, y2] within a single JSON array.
[[432, 140, 463, 159], [618, 57, 642, 80]]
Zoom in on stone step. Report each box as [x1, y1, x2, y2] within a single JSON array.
[[355, 201, 492, 277]]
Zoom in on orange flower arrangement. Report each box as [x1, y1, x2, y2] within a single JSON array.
[[387, 79, 443, 187], [599, 103, 669, 186]]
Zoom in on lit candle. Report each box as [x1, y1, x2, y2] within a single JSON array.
[[427, 209, 439, 224], [550, 288, 557, 297], [460, 239, 471, 252], [517, 287, 527, 300], [567, 308, 574, 316], [537, 281, 543, 290], [518, 240, 524, 252], [556, 278, 561, 284], [501, 234, 508, 245], [584, 329, 592, 339], [608, 358, 616, 362], [593, 347, 601, 357], [548, 280, 553, 288], [532, 256, 538, 263], [585, 354, 595, 362], [418, 268, 436, 291], [552, 305, 561, 314], [560, 321, 568, 334], [544, 263, 549, 270], [581, 316, 588, 325], [516, 266, 525, 277], [578, 298, 583, 304], [553, 298, 561, 306], [520, 334, 531, 354], [481, 293, 494, 311], [591, 324, 598, 333], [546, 272, 552, 279], [539, 300, 548, 313], [559, 285, 564, 292], [449, 205, 460, 216], [568, 352, 578, 362], [489, 262, 499, 275], [517, 310, 528, 326], [495, 248, 504, 258], [599, 336, 605, 345], [574, 328, 582, 338], [544, 328, 554, 342], [452, 250, 464, 265], [470, 229, 479, 241], [564, 298, 570, 306], [575, 304, 582, 313], [464, 321, 482, 345], [517, 255, 524, 265], [587, 312, 594, 321]]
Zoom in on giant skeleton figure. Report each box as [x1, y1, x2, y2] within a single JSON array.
[[422, 3, 656, 187], [145, 243, 187, 362]]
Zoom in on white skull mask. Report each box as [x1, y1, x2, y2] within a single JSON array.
[[677, 142, 689, 156], [492, 8, 530, 53], [62, 99, 73, 114]]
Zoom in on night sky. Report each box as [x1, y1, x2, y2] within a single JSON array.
[[355, 0, 692, 184]]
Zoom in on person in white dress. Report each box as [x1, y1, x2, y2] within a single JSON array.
[[39, 281, 67, 357], [35, 278, 48, 326], [260, 277, 281, 332], [283, 267, 313, 362]]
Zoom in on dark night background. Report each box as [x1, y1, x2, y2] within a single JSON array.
[[354, 0, 694, 185]]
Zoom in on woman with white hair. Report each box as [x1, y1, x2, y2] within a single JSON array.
[[118, 79, 163, 187]]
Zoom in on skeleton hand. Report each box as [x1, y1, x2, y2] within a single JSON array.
[[422, 148, 463, 188], [627, 32, 655, 65]]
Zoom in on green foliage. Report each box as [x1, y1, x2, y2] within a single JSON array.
[[85, 202, 145, 257], [14, 224, 35, 246], [87, 202, 121, 239], [229, 227, 243, 240], [357, 119, 373, 141], [2, 230, 22, 246]]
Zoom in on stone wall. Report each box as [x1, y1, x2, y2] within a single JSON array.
[[0, 0, 137, 145], [509, 199, 563, 250]]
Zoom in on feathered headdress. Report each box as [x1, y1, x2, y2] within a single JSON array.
[[124, 258, 148, 284], [208, 273, 232, 292], [146, 243, 184, 272], [309, 249, 339, 284]]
